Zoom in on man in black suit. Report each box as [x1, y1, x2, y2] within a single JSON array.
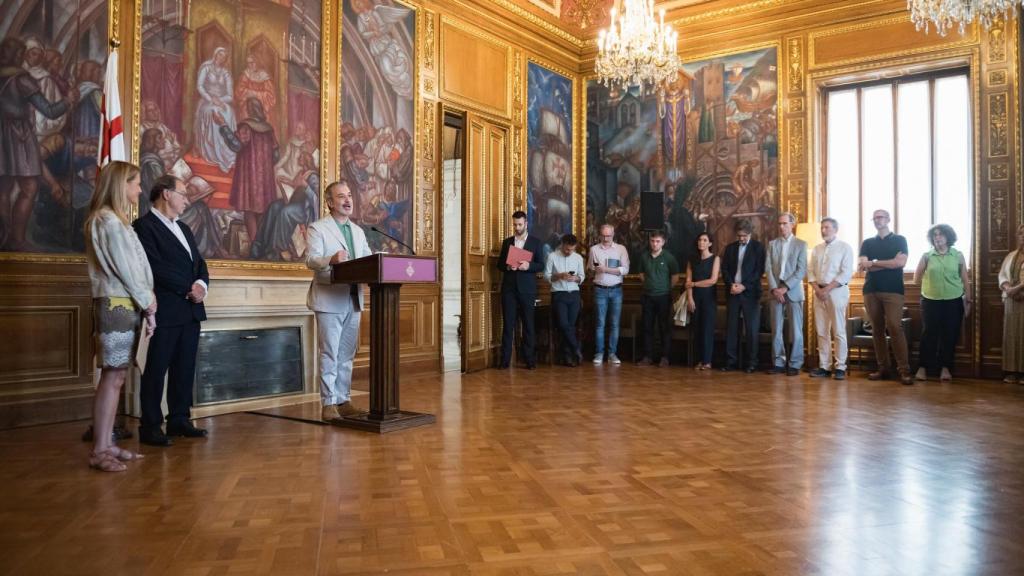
[[497, 210, 544, 369], [721, 219, 766, 373], [134, 175, 210, 446]]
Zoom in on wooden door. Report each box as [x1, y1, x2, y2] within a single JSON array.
[[462, 114, 509, 372]]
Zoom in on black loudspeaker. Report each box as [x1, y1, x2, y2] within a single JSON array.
[[640, 192, 664, 231]]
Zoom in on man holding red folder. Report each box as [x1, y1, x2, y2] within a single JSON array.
[[497, 210, 545, 369]]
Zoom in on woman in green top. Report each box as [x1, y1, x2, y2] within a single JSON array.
[[913, 224, 971, 381]]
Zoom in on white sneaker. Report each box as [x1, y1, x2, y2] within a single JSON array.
[[593, 354, 604, 364], [609, 354, 621, 365], [915, 367, 927, 381]]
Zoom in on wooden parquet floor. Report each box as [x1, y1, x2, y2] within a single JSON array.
[[3, 366, 1024, 575]]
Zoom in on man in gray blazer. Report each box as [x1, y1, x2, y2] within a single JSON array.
[[765, 212, 807, 375], [306, 180, 372, 421]]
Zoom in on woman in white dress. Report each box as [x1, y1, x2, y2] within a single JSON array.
[[193, 47, 237, 172]]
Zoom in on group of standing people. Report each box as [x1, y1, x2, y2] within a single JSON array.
[[84, 162, 210, 471], [497, 207, 1004, 386]]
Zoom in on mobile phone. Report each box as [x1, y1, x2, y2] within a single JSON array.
[[568, 271, 576, 276]]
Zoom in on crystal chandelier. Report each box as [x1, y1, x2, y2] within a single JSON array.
[[596, 0, 681, 93], [908, 0, 1023, 35]]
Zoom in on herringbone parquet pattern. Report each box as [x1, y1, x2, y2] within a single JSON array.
[[2, 366, 1024, 575]]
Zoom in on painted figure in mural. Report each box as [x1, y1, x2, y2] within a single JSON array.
[[660, 72, 690, 184], [139, 128, 167, 216], [252, 151, 319, 261], [141, 99, 183, 169], [73, 60, 103, 141], [0, 37, 75, 251], [215, 97, 278, 255], [195, 47, 237, 172], [235, 53, 276, 121], [275, 121, 310, 200], [352, 0, 413, 99]]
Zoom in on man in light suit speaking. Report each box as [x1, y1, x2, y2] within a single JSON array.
[[306, 180, 372, 421], [766, 212, 808, 376]]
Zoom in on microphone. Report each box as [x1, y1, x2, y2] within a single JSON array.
[[370, 226, 416, 255]]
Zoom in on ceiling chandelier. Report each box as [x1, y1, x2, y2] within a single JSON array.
[[908, 0, 1023, 35], [595, 0, 681, 93]]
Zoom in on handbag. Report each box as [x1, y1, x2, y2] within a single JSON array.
[[673, 291, 690, 327]]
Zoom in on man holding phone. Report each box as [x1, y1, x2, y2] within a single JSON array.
[[545, 234, 586, 366]]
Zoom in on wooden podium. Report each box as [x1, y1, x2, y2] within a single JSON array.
[[330, 254, 438, 433]]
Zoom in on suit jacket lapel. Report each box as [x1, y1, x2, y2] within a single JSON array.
[[149, 212, 192, 261], [323, 218, 350, 253]]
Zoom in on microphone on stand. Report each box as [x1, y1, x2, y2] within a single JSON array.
[[370, 226, 416, 256]]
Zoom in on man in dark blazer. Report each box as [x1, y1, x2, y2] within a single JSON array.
[[497, 210, 544, 369], [721, 219, 766, 373], [134, 175, 210, 446]]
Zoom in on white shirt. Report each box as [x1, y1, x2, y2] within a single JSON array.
[[588, 242, 629, 287], [544, 251, 585, 292], [779, 234, 794, 277], [151, 207, 209, 291], [808, 238, 854, 286], [513, 233, 527, 249], [734, 242, 748, 284]]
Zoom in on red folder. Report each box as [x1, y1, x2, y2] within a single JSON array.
[[506, 245, 533, 268]]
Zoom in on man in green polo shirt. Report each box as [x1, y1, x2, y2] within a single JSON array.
[[638, 231, 680, 367]]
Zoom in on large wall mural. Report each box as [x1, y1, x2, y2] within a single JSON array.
[[1, 0, 109, 254], [586, 47, 779, 269], [340, 0, 415, 254], [526, 61, 572, 256], [139, 0, 323, 262]]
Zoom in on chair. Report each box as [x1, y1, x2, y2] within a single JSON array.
[[846, 313, 912, 371]]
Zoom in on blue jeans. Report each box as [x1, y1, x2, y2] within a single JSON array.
[[593, 285, 622, 357]]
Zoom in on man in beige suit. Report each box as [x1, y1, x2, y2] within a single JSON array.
[[306, 180, 372, 421]]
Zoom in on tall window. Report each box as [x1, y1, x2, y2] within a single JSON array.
[[824, 70, 973, 268]]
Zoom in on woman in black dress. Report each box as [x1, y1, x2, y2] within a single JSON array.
[[686, 233, 720, 370]]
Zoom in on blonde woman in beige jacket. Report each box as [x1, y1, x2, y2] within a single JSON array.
[[84, 161, 157, 472]]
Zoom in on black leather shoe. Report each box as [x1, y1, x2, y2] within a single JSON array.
[[166, 422, 208, 438], [139, 427, 174, 447], [719, 365, 736, 372], [497, 362, 510, 369], [765, 366, 785, 374], [809, 368, 831, 378], [786, 367, 800, 376], [526, 363, 537, 370], [744, 366, 757, 374]]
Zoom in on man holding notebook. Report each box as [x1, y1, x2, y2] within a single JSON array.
[[497, 210, 544, 369]]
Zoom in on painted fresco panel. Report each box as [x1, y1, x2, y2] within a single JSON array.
[[527, 62, 572, 254]]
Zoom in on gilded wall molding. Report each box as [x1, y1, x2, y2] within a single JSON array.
[[489, 0, 584, 49], [989, 92, 1009, 157], [808, 14, 979, 70], [424, 10, 436, 71], [987, 18, 1007, 63], [990, 188, 1008, 250], [787, 36, 804, 94], [990, 163, 1009, 181], [788, 118, 805, 175], [438, 15, 514, 119], [989, 70, 1008, 86]]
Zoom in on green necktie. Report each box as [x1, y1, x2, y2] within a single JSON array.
[[335, 220, 360, 300], [336, 220, 355, 257]]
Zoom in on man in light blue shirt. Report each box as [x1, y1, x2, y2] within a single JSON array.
[[544, 234, 585, 366]]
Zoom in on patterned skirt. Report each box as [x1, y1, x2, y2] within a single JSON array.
[[1004, 297, 1024, 372], [93, 297, 141, 369]]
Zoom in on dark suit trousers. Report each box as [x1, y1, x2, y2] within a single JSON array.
[[501, 290, 536, 365], [141, 321, 201, 430], [726, 292, 761, 369], [641, 293, 673, 361]]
